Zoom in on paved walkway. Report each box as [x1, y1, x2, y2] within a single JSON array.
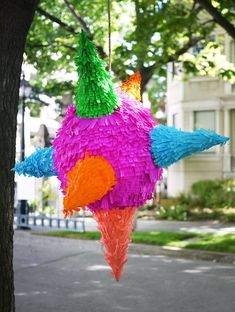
[[85, 218, 235, 235], [14, 231, 235, 312]]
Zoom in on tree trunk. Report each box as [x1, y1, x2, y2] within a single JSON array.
[[0, 1, 38, 311]]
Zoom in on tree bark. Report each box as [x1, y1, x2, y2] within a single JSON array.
[[0, 1, 39, 311]]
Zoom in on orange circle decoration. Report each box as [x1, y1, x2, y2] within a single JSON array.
[[63, 153, 117, 217]]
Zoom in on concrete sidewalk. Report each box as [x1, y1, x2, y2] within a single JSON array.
[[85, 217, 235, 235], [14, 231, 235, 312]]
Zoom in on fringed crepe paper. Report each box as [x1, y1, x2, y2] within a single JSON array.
[[53, 94, 162, 213], [93, 207, 136, 281], [120, 71, 141, 101], [150, 125, 229, 168], [63, 153, 117, 218], [13, 147, 57, 177], [75, 31, 120, 118], [14, 31, 229, 281]]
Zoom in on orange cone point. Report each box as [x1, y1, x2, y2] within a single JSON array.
[[120, 72, 141, 101], [92, 207, 136, 281]]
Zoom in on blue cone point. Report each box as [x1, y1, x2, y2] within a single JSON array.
[[13, 146, 58, 177], [150, 125, 229, 168]]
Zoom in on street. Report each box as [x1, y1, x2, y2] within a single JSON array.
[[15, 230, 235, 312]]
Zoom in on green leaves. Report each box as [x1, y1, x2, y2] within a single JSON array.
[[180, 41, 235, 83], [24, 0, 235, 109]]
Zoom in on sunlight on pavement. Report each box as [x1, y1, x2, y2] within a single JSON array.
[[86, 264, 110, 271]]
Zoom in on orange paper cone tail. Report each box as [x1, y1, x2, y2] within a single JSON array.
[[93, 207, 136, 281]]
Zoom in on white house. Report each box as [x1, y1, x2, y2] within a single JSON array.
[[15, 98, 63, 215], [166, 32, 235, 197]]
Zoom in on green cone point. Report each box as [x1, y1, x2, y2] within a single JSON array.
[[74, 31, 120, 118]]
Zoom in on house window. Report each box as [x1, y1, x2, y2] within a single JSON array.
[[192, 41, 205, 55], [194, 110, 216, 131], [194, 110, 216, 154]]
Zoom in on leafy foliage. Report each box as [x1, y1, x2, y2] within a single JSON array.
[[191, 179, 235, 208], [181, 42, 235, 83], [158, 204, 189, 221], [39, 179, 56, 215], [25, 0, 235, 107], [140, 178, 235, 221]]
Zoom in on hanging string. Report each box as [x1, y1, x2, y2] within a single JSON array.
[[107, 0, 112, 74]]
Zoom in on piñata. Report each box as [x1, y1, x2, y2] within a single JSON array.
[[14, 31, 229, 281]]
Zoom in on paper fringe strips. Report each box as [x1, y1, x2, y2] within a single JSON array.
[[75, 31, 120, 118], [150, 125, 229, 168], [13, 31, 230, 281], [13, 147, 57, 177], [120, 71, 141, 101], [93, 207, 136, 281], [63, 153, 117, 218], [53, 94, 162, 213]]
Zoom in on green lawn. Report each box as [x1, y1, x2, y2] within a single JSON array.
[[42, 231, 101, 240], [184, 234, 235, 253], [131, 231, 198, 245], [41, 230, 235, 254], [41, 230, 198, 245]]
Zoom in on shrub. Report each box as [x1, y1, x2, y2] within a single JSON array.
[[177, 193, 193, 207], [141, 179, 235, 221], [223, 179, 235, 207], [191, 179, 235, 208], [157, 204, 188, 221]]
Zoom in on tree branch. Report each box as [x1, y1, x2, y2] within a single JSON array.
[[62, 0, 107, 58], [200, 19, 215, 27], [167, 36, 205, 62], [36, 7, 78, 34], [36, 6, 107, 59], [63, 0, 92, 36], [134, 0, 140, 23], [196, 0, 235, 39], [27, 42, 76, 51], [191, 0, 204, 15], [140, 35, 205, 90]]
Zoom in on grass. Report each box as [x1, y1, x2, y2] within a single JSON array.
[[184, 234, 235, 253], [41, 230, 199, 247], [42, 231, 101, 240], [41, 230, 235, 254], [131, 231, 198, 245]]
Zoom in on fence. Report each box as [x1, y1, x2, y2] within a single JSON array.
[[14, 213, 86, 232]]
